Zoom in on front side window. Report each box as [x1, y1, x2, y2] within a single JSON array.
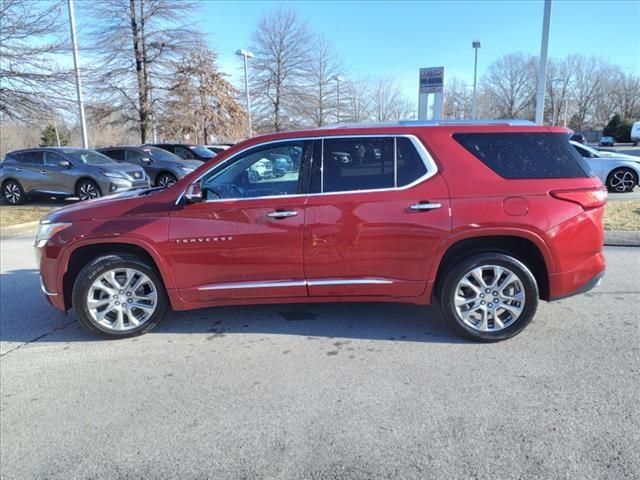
[[102, 149, 125, 161], [322, 137, 394, 193], [201, 141, 308, 200], [43, 151, 66, 166], [126, 149, 146, 164], [397, 137, 428, 187], [175, 146, 195, 159]]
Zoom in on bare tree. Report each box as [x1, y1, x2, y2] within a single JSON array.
[[370, 76, 405, 122], [343, 78, 371, 122], [83, 0, 199, 142], [0, 0, 72, 121], [302, 34, 343, 126], [569, 54, 608, 129], [444, 77, 472, 119], [249, 7, 311, 132], [482, 52, 537, 119], [160, 46, 247, 143]]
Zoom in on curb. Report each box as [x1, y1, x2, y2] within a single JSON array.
[[0, 221, 38, 240], [604, 230, 640, 247]]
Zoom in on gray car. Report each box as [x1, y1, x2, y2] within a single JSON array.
[[97, 146, 201, 186], [0, 147, 149, 204]]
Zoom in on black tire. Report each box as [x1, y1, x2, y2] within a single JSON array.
[[606, 167, 638, 193], [1, 179, 26, 205], [76, 179, 102, 200], [156, 172, 177, 187], [72, 254, 168, 338], [437, 252, 539, 342]]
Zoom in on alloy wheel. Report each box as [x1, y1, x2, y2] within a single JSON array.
[[453, 265, 526, 332], [78, 182, 99, 200], [86, 267, 158, 332], [158, 175, 176, 186], [609, 170, 636, 192], [4, 183, 21, 204]]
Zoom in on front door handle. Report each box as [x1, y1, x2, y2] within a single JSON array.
[[267, 210, 298, 219], [40, 170, 47, 174], [410, 202, 442, 211]]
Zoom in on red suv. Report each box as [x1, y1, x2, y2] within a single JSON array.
[[35, 122, 606, 342]]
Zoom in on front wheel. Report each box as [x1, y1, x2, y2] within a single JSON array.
[[437, 253, 539, 342], [156, 172, 177, 187], [76, 179, 102, 200], [72, 254, 168, 337], [607, 168, 637, 193]]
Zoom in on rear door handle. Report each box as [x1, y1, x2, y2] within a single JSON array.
[[267, 210, 298, 219], [410, 202, 442, 211]]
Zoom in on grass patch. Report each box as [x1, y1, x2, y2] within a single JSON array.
[[0, 205, 53, 227], [604, 200, 640, 231]]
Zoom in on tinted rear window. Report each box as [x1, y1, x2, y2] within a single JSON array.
[[453, 133, 592, 179]]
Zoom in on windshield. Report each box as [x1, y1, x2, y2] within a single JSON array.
[[189, 145, 215, 158], [60, 149, 113, 165], [141, 146, 182, 162]]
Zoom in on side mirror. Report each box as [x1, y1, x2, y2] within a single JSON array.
[[59, 160, 71, 168], [184, 182, 203, 203], [142, 157, 152, 164]]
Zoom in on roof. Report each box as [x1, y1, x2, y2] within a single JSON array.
[[316, 119, 537, 130]]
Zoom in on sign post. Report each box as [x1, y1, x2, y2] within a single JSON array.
[[418, 66, 444, 121]]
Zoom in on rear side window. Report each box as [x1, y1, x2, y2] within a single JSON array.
[[397, 137, 428, 187], [322, 137, 394, 193], [453, 133, 592, 179], [21, 151, 44, 165], [102, 149, 125, 161]]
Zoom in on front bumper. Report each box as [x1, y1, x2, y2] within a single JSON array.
[[98, 177, 150, 195]]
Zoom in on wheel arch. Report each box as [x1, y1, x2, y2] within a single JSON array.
[[74, 176, 102, 195], [61, 241, 174, 310], [154, 170, 177, 186], [431, 233, 554, 301]]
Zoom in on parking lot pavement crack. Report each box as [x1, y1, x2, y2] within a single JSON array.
[[0, 320, 77, 358]]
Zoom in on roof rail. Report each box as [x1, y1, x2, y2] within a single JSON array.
[[318, 119, 536, 129]]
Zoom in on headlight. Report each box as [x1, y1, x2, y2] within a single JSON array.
[[34, 222, 71, 248], [100, 169, 125, 179], [178, 165, 196, 173]]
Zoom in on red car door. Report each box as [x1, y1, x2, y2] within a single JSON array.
[[304, 136, 451, 298], [169, 140, 312, 303]]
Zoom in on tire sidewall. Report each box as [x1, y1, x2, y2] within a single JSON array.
[[72, 255, 168, 338], [157, 173, 177, 187], [607, 168, 637, 193], [439, 253, 539, 342]]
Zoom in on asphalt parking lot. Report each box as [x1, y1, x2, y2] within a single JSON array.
[[0, 234, 638, 479]]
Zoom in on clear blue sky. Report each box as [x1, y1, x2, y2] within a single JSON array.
[[200, 0, 640, 97]]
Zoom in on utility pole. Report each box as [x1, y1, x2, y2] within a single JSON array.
[[67, 0, 88, 147], [472, 40, 481, 119], [535, 0, 552, 125], [236, 49, 254, 138]]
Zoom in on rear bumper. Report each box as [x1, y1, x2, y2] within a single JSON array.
[[548, 252, 605, 301]]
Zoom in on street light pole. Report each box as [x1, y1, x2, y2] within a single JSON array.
[[334, 75, 343, 123], [67, 0, 88, 147], [471, 40, 480, 119], [535, 0, 552, 125], [236, 49, 254, 138]]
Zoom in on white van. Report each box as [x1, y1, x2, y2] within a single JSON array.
[[631, 121, 640, 145]]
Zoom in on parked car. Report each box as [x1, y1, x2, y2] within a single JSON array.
[[1, 147, 149, 204], [146, 143, 216, 162], [598, 136, 615, 147], [570, 133, 587, 144], [35, 121, 606, 342], [571, 141, 639, 192], [97, 146, 201, 186], [631, 121, 640, 146], [206, 144, 232, 154]]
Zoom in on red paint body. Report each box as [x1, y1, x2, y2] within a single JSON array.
[[38, 124, 606, 313]]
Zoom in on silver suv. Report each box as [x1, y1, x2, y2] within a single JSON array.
[[0, 147, 149, 204]]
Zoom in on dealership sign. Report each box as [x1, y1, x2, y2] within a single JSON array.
[[419, 67, 444, 94]]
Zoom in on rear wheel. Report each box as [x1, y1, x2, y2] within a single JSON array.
[[2, 180, 26, 205], [72, 254, 168, 337], [437, 253, 538, 342], [76, 179, 101, 200], [156, 172, 177, 187], [606, 168, 637, 193]]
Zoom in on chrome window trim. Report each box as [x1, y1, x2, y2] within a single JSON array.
[[197, 277, 395, 291], [175, 134, 438, 205]]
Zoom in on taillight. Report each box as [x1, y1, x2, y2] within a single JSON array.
[[550, 187, 607, 209]]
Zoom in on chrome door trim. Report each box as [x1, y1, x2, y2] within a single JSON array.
[[175, 134, 439, 205], [410, 202, 442, 211], [198, 280, 307, 291], [266, 210, 298, 218], [307, 278, 394, 286], [196, 277, 395, 292]]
